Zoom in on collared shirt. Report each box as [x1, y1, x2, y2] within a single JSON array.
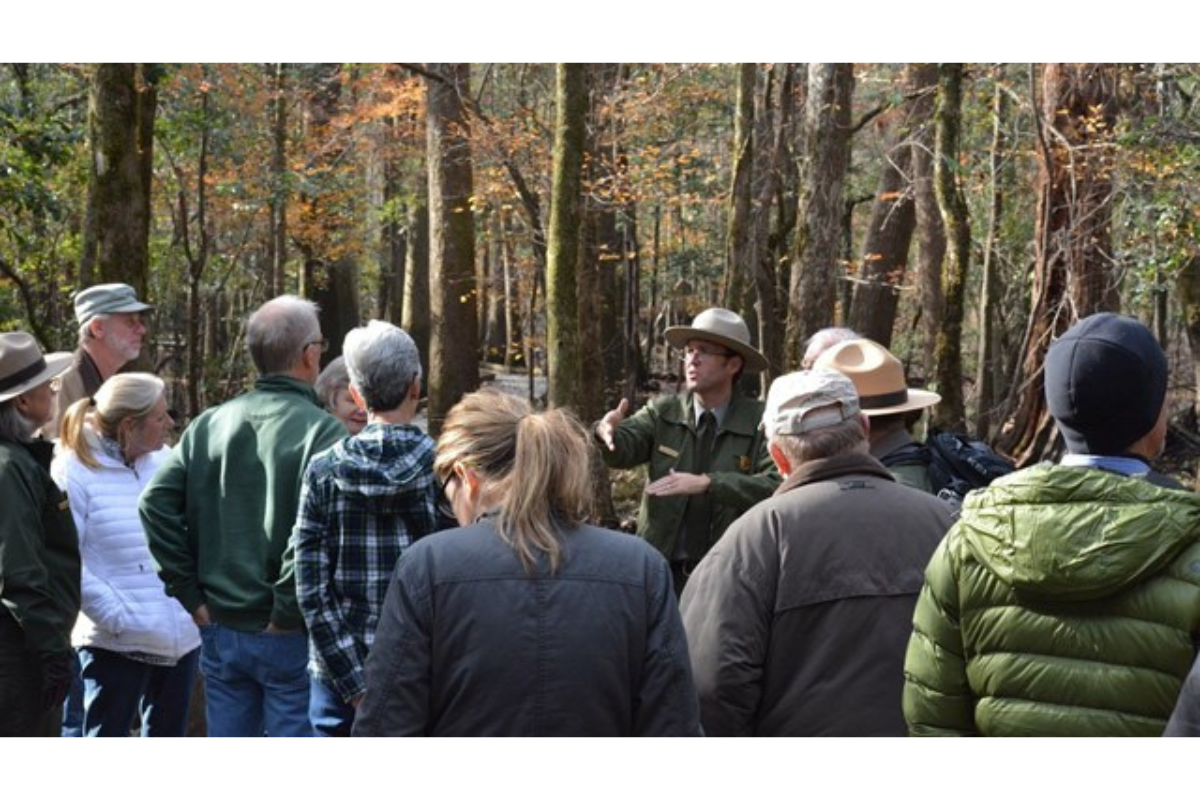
[[692, 396, 730, 430], [1060, 453, 1151, 478], [294, 423, 438, 703]]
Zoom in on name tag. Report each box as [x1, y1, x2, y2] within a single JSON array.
[[658, 444, 680, 458]]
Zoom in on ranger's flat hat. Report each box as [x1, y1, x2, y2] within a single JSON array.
[[813, 337, 940, 416], [665, 307, 768, 373], [0, 332, 72, 403]]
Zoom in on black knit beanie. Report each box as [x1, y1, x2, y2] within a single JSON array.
[[1044, 313, 1167, 455]]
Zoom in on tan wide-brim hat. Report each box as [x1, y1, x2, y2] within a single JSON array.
[[0, 332, 73, 403], [665, 307, 768, 373], [813, 337, 940, 416]]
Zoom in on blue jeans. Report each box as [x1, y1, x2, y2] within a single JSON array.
[[198, 623, 312, 737], [309, 674, 356, 737], [78, 646, 199, 737], [61, 649, 84, 737]]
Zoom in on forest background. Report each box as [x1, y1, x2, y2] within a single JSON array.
[[5, 59, 1200, 513]]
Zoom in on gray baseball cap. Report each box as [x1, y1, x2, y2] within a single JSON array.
[[762, 368, 861, 437], [74, 283, 154, 327]]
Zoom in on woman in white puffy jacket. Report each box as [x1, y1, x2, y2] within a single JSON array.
[[52, 373, 200, 736]]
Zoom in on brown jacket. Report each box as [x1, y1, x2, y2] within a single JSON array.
[[38, 348, 103, 441], [680, 449, 952, 736]]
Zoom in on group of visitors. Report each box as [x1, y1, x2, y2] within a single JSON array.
[[2, 282, 1199, 737]]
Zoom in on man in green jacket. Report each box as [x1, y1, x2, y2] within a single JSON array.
[[596, 308, 780, 595], [140, 295, 345, 737], [903, 313, 1200, 736]]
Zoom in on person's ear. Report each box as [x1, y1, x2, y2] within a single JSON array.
[[768, 440, 792, 477], [347, 383, 367, 411]]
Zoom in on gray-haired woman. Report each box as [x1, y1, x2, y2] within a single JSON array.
[[0, 331, 80, 736]]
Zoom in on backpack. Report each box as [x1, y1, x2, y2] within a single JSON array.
[[881, 429, 1015, 507]]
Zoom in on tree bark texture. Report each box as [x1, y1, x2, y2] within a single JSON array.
[[931, 64, 970, 433], [975, 66, 1008, 439], [849, 64, 937, 346], [426, 63, 480, 435], [546, 63, 588, 411], [911, 65, 945, 378], [786, 63, 854, 371], [723, 63, 757, 321], [298, 64, 359, 365], [1000, 63, 1121, 463], [402, 180, 431, 373], [752, 64, 798, 382], [267, 63, 288, 298], [82, 63, 158, 296]]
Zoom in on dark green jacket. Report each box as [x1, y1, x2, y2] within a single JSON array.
[[139, 376, 345, 632], [903, 464, 1200, 736], [0, 439, 80, 658], [600, 392, 780, 561]]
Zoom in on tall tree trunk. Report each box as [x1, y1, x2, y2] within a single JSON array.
[[266, 63, 288, 298], [425, 63, 480, 435], [785, 63, 854, 370], [82, 63, 159, 295], [931, 64, 970, 433], [402, 178, 431, 373], [752, 64, 798, 382], [546, 63, 588, 410], [911, 65, 945, 378], [500, 208, 523, 371], [483, 207, 508, 363], [723, 63, 757, 321], [975, 66, 1008, 439], [298, 64, 359, 364], [849, 64, 936, 346], [379, 116, 406, 325], [1177, 256, 1200, 421], [1000, 63, 1121, 463]]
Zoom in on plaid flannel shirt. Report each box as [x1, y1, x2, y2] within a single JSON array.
[[294, 423, 438, 703]]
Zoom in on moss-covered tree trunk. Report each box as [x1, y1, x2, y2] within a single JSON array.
[[785, 63, 854, 371], [1000, 63, 1121, 463], [751, 64, 798, 383], [723, 63, 757, 323], [1177, 256, 1200, 422], [426, 63, 480, 435], [82, 63, 159, 296], [546, 63, 588, 410], [931, 64, 970, 433], [975, 66, 1009, 439]]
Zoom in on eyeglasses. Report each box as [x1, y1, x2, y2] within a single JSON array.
[[436, 472, 459, 521], [682, 345, 734, 363], [306, 338, 330, 353]]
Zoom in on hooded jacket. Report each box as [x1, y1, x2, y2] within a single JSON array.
[[903, 464, 1200, 736], [294, 423, 438, 703]]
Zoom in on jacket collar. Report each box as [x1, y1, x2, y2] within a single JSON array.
[[776, 449, 894, 495], [660, 390, 762, 436], [253, 374, 323, 405]]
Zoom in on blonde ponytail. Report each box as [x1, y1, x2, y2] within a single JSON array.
[[435, 390, 593, 574]]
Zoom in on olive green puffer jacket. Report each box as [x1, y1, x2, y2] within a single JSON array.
[[903, 464, 1200, 736]]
